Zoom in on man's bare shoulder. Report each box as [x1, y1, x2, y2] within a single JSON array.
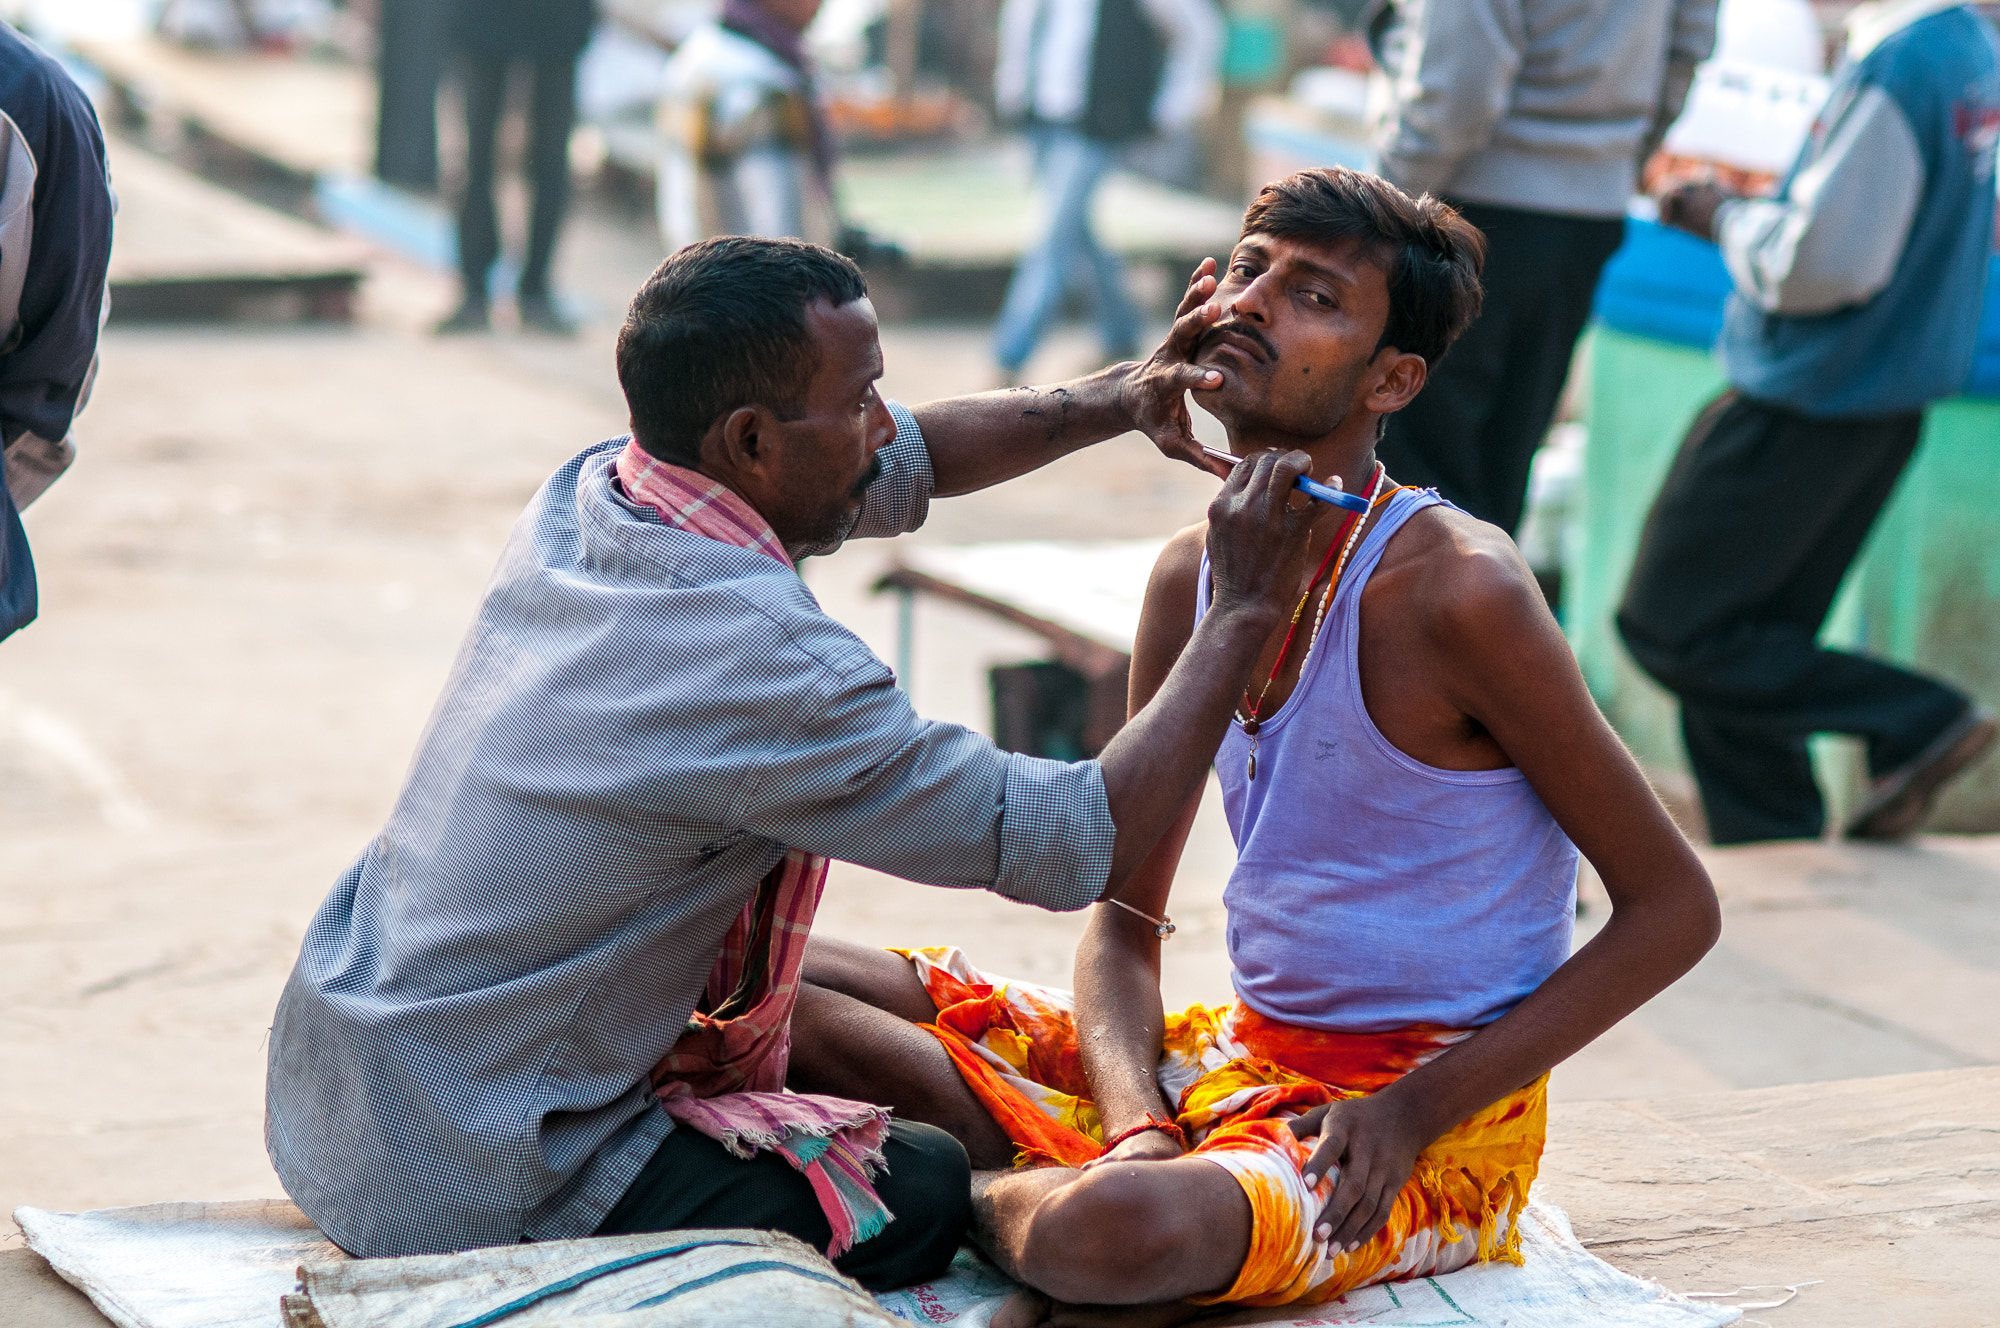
[[1131, 522, 1209, 675], [1375, 503, 1552, 646], [1150, 521, 1209, 597]]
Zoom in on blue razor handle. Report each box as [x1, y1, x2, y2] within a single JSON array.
[[1202, 444, 1369, 512], [1297, 475, 1369, 512]]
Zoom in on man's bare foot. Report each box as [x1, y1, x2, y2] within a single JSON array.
[[991, 1289, 1214, 1328]]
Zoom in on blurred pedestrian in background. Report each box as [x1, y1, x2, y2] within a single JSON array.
[[656, 0, 835, 252], [990, 0, 1221, 384], [0, 22, 115, 645], [1369, 0, 1717, 534], [1619, 0, 2000, 845], [377, 0, 451, 192], [438, 0, 595, 335]]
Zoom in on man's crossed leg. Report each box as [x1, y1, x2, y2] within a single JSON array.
[[788, 938, 1252, 1319], [788, 938, 1549, 1324]]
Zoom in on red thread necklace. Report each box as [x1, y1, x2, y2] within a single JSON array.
[[1236, 462, 1388, 780]]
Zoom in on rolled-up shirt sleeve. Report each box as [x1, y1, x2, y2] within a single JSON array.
[[730, 637, 1114, 912], [851, 399, 934, 541]]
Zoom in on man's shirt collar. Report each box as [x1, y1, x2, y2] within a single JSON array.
[[615, 440, 793, 569]]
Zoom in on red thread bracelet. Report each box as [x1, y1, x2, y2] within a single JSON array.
[[1100, 1114, 1188, 1153]]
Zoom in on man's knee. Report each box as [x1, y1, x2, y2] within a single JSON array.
[[1615, 607, 1700, 694], [1017, 1164, 1217, 1305], [835, 1120, 972, 1290], [801, 938, 939, 1025]]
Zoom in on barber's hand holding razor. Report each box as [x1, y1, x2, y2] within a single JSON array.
[[1116, 258, 1234, 478], [1206, 447, 1323, 625]]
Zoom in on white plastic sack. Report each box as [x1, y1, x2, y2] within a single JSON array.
[[16, 1198, 341, 1328], [16, 1201, 892, 1328], [18, 1197, 1737, 1328], [286, 1228, 895, 1328], [874, 1204, 1741, 1328]]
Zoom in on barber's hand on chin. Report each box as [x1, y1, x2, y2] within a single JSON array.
[[1206, 449, 1323, 621], [1288, 1094, 1428, 1254], [1117, 258, 1232, 478]]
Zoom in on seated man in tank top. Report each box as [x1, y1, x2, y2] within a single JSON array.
[[783, 167, 1722, 1323]]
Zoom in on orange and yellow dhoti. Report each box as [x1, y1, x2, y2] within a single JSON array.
[[899, 946, 1547, 1307]]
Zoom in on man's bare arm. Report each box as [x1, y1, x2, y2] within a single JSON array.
[[910, 262, 1230, 497], [1297, 529, 1720, 1251], [1072, 528, 1209, 1157]]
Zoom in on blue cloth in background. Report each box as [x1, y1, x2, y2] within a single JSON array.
[[1591, 219, 1735, 352]]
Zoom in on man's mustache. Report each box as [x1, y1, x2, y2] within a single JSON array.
[[850, 451, 884, 499], [1197, 320, 1279, 364]]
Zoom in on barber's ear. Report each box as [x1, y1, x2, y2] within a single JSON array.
[[1371, 351, 1428, 415], [719, 405, 764, 464]]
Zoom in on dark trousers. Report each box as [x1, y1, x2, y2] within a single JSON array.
[[375, 0, 450, 191], [1378, 201, 1627, 534], [597, 1119, 972, 1291], [1617, 391, 1971, 844], [456, 51, 577, 301]]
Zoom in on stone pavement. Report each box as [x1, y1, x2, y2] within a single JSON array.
[[1533, 1066, 2000, 1328], [3, 225, 1999, 1323]]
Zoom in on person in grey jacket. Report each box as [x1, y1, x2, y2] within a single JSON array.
[[1619, 0, 2000, 845], [1367, 0, 1716, 534]]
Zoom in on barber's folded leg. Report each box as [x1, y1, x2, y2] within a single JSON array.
[[597, 1119, 972, 1290]]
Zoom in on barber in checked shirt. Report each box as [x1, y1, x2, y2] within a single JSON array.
[[266, 236, 1327, 1281]]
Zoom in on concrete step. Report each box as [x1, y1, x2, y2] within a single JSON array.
[[105, 135, 367, 323]]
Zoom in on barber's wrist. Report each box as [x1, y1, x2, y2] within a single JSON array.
[[1201, 596, 1285, 642], [1083, 359, 1149, 439]]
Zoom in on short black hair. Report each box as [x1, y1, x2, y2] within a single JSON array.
[[1239, 167, 1485, 366], [616, 237, 869, 465]]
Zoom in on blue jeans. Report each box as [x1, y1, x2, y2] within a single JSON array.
[[993, 127, 1141, 373]]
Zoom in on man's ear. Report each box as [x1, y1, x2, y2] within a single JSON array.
[[1369, 350, 1428, 416], [692, 405, 769, 482], [712, 408, 756, 464]]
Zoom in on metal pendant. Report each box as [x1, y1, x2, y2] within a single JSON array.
[[1247, 745, 1257, 781]]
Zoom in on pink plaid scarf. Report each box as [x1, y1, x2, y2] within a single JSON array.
[[617, 440, 794, 568], [620, 442, 893, 1257]]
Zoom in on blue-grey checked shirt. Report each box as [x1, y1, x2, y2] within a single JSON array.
[[265, 405, 1115, 1258]]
